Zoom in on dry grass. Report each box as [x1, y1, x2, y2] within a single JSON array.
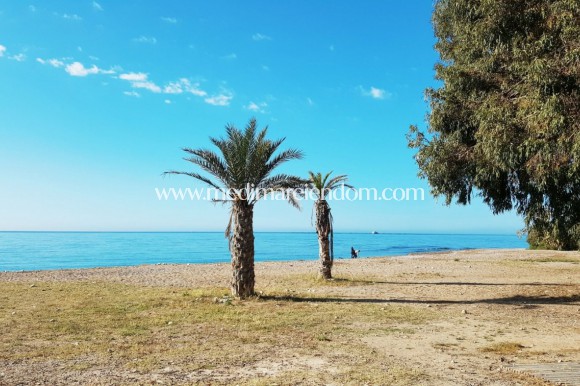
[[481, 342, 526, 355], [1, 249, 578, 384], [0, 281, 435, 385], [521, 256, 580, 264]]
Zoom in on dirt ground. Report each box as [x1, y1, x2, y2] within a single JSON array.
[[1, 249, 579, 385]]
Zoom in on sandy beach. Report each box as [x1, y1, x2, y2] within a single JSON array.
[[1, 249, 579, 385]]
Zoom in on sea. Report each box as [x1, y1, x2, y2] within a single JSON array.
[[0, 232, 527, 271], [0, 232, 528, 272]]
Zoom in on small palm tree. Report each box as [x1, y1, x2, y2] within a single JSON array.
[[166, 118, 305, 298], [308, 171, 353, 279]]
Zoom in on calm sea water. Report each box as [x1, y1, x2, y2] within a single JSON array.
[[0, 232, 527, 272]]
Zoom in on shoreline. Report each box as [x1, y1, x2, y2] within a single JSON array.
[[1, 248, 576, 288], [0, 247, 532, 274]]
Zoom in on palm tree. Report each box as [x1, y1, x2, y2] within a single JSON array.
[[308, 171, 353, 279], [165, 118, 305, 298]]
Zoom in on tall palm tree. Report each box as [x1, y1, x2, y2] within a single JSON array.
[[166, 118, 305, 298], [308, 171, 353, 279]]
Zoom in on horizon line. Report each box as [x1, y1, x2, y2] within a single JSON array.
[[0, 230, 521, 237]]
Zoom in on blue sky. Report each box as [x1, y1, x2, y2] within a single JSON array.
[[0, 1, 523, 234]]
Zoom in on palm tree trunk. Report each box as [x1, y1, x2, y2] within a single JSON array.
[[315, 200, 332, 279], [230, 200, 255, 298]]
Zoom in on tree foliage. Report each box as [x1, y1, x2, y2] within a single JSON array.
[[408, 0, 580, 250]]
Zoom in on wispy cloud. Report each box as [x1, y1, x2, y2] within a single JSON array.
[[329, 45, 335, 52], [222, 53, 237, 60], [31, 46, 231, 106], [252, 33, 272, 41], [360, 86, 390, 100], [161, 17, 177, 24], [0, 45, 6, 57], [37, 58, 64, 67], [119, 72, 147, 81], [62, 13, 82, 21], [123, 91, 141, 98], [205, 93, 233, 106], [119, 72, 161, 92], [120, 74, 211, 97], [245, 101, 268, 113], [307, 97, 314, 106], [28, 5, 36, 12], [164, 99, 172, 104], [65, 61, 113, 76], [92, 1, 103, 11], [163, 78, 207, 96], [133, 36, 157, 44], [132, 81, 161, 93], [8, 53, 26, 62]]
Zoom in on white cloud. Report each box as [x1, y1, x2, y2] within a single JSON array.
[[119, 72, 148, 81], [184, 82, 207, 97], [8, 53, 26, 62], [245, 101, 267, 113], [222, 53, 237, 60], [0, 45, 6, 57], [252, 33, 272, 41], [92, 1, 103, 11], [163, 81, 184, 94], [205, 93, 233, 106], [133, 36, 157, 44], [360, 86, 390, 100], [37, 58, 65, 67], [161, 17, 177, 24], [370, 87, 386, 99], [120, 74, 208, 97], [131, 81, 161, 93], [119, 72, 161, 93], [65, 61, 113, 76], [164, 99, 172, 104], [123, 91, 141, 98], [163, 78, 207, 96], [62, 13, 82, 21], [49, 58, 64, 67]]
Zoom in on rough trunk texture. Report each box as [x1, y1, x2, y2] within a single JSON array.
[[230, 200, 255, 298], [315, 200, 333, 279]]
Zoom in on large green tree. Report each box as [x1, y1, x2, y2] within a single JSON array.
[[166, 119, 305, 298], [408, 0, 580, 250]]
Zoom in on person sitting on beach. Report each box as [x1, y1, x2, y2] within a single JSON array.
[[351, 247, 359, 259]]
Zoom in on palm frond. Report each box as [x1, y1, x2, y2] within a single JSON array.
[[166, 119, 305, 240], [266, 148, 304, 170], [255, 174, 307, 207], [182, 148, 230, 186], [326, 174, 355, 191], [163, 170, 222, 191]]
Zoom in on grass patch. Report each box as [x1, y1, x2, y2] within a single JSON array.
[[521, 256, 579, 264], [481, 342, 525, 355], [0, 281, 436, 384], [282, 273, 385, 287]]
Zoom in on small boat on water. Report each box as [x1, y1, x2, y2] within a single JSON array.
[[371, 231, 379, 234]]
